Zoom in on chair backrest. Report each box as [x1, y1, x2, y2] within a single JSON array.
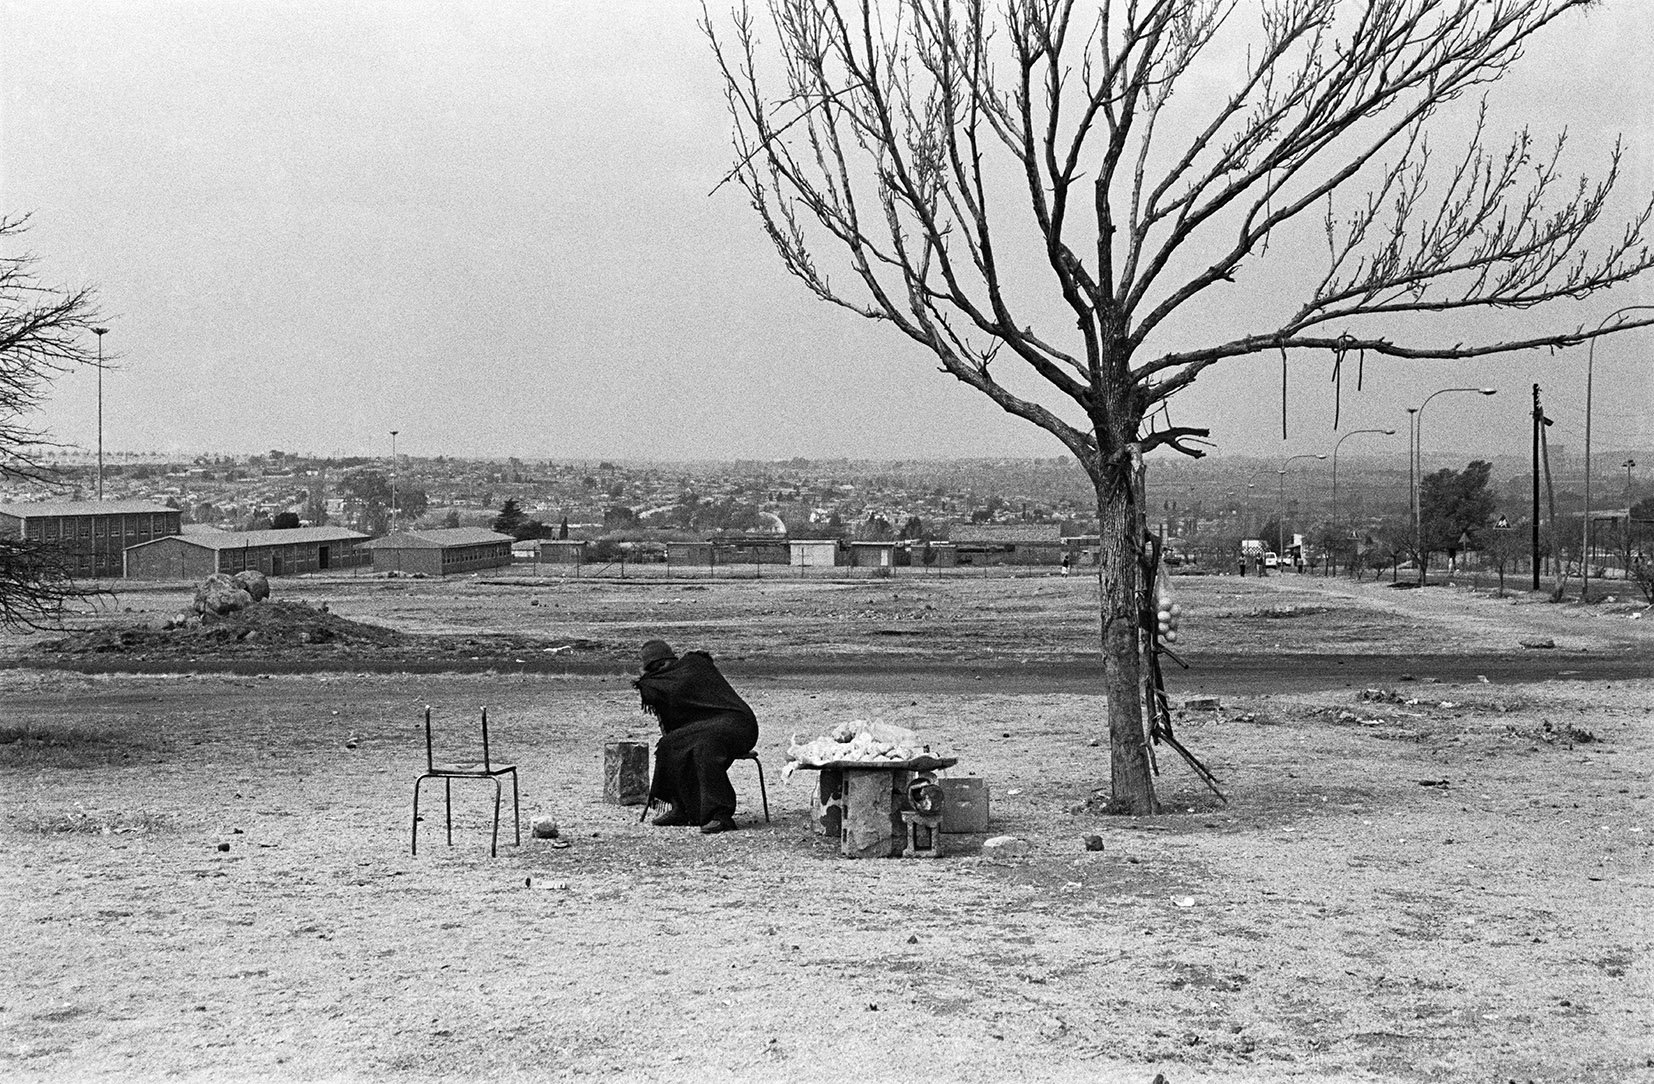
[[423, 705, 494, 770]]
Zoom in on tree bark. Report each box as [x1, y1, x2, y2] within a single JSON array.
[[1095, 448, 1159, 815]]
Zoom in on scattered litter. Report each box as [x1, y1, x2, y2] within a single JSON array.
[[1172, 896, 1195, 908], [1519, 638, 1556, 650]]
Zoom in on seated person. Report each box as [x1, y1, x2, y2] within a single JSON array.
[[634, 639, 759, 834]]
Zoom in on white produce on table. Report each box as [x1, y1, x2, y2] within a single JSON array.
[[784, 718, 941, 779]]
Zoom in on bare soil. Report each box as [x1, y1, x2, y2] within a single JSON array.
[[2, 570, 1650, 1082]]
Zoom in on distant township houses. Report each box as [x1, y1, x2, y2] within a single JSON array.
[[0, 456, 1111, 580], [0, 499, 514, 580]]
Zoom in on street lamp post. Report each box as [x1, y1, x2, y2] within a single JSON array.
[[389, 430, 399, 533], [1331, 428, 1395, 573], [92, 327, 109, 500], [1278, 453, 1327, 569], [1583, 306, 1654, 601], [1412, 388, 1497, 584]]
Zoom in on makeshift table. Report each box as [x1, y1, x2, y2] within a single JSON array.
[[795, 755, 957, 859]]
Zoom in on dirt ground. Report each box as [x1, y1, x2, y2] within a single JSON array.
[[2, 570, 1650, 1082]]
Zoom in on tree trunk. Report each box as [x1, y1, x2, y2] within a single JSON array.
[[1094, 449, 1159, 815]]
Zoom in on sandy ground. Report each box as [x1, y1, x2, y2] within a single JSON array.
[[2, 572, 1650, 1082]]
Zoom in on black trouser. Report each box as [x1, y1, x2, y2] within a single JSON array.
[[650, 712, 759, 822]]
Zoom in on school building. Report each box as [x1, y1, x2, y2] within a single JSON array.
[[0, 500, 183, 579], [364, 527, 514, 576], [123, 526, 370, 580]]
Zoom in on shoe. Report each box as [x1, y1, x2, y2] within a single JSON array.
[[652, 810, 691, 827], [699, 817, 737, 835]]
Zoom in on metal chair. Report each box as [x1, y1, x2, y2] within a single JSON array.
[[411, 705, 520, 857]]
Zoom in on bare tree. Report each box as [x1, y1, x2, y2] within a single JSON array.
[[0, 215, 104, 627], [705, 0, 1654, 812]]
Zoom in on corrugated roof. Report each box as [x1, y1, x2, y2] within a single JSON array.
[[133, 526, 368, 551], [363, 527, 513, 549], [0, 500, 179, 518]]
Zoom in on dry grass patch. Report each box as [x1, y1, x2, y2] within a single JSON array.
[[0, 719, 167, 769], [11, 805, 176, 836]]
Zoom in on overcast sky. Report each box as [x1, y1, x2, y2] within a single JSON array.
[[3, 1, 1650, 465]]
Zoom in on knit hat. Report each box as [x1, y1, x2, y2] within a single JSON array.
[[639, 639, 677, 669]]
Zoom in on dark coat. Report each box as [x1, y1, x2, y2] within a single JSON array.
[[636, 651, 758, 822]]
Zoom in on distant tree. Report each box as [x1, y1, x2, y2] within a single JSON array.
[[304, 469, 329, 527], [442, 508, 461, 528], [394, 485, 429, 524], [1366, 516, 1420, 582], [558, 515, 570, 540], [1420, 461, 1497, 574], [604, 505, 640, 531], [492, 499, 528, 536], [341, 470, 394, 534], [1256, 519, 1284, 555], [271, 511, 301, 530], [898, 515, 927, 542], [512, 519, 550, 542], [858, 514, 895, 542], [1484, 521, 1526, 594], [248, 511, 274, 531]]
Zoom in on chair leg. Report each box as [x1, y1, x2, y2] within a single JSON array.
[[753, 757, 771, 822], [490, 777, 502, 858], [411, 776, 425, 855], [510, 769, 521, 845], [444, 777, 453, 847]]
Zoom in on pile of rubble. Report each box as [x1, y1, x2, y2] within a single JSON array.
[[161, 570, 272, 629]]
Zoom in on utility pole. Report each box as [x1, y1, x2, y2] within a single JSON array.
[[1532, 385, 1545, 591], [389, 430, 399, 533], [93, 327, 109, 500]]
